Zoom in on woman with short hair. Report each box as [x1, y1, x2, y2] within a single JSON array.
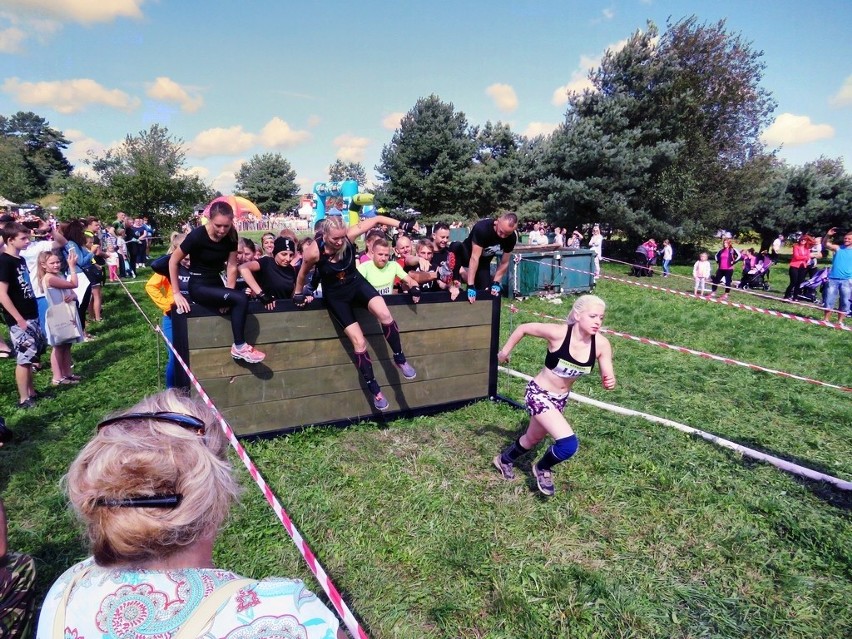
[[36, 390, 342, 639]]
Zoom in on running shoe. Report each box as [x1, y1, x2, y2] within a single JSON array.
[[720, 294, 729, 301], [373, 392, 389, 411], [493, 455, 515, 480], [230, 343, 266, 364], [532, 462, 555, 496], [437, 252, 455, 287], [395, 359, 417, 380]]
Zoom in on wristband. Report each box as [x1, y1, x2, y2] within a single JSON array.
[[467, 288, 477, 301]]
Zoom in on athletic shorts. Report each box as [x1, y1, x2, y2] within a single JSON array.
[[525, 379, 569, 416], [9, 319, 47, 366], [323, 273, 380, 328]]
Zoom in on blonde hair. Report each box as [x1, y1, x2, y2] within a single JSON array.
[[64, 390, 241, 566], [567, 294, 606, 326], [169, 232, 186, 254], [34, 250, 58, 297], [319, 216, 348, 260]]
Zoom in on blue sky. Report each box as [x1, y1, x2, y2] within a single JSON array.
[[1, 0, 849, 197]]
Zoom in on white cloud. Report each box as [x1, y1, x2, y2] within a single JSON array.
[[146, 77, 203, 113], [523, 122, 559, 137], [0, 0, 145, 24], [182, 165, 210, 180], [602, 8, 615, 20], [761, 113, 835, 147], [334, 133, 370, 163], [307, 114, 321, 127], [2, 77, 139, 113], [829, 75, 852, 108], [190, 126, 256, 157], [381, 112, 404, 130], [551, 40, 628, 106], [485, 83, 518, 113], [0, 26, 26, 53], [258, 117, 311, 148]]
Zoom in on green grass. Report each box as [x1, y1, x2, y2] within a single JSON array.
[[0, 268, 849, 639]]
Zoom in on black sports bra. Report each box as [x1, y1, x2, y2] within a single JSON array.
[[544, 324, 596, 379]]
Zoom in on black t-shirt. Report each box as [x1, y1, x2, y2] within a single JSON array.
[[462, 218, 518, 268], [430, 246, 449, 270], [0, 253, 38, 323], [255, 256, 296, 299], [180, 226, 238, 278]]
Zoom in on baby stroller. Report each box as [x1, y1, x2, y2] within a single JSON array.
[[630, 245, 652, 276], [739, 254, 773, 290], [796, 267, 828, 303]]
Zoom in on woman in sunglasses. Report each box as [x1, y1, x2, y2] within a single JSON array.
[[36, 390, 342, 639]]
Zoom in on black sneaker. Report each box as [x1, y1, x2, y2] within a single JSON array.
[[17, 398, 35, 410], [493, 455, 515, 480], [532, 462, 555, 496]]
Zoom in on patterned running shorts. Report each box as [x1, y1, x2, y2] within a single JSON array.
[[9, 320, 47, 366], [525, 379, 570, 416]]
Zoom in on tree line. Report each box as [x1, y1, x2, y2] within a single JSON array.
[[1, 16, 848, 245]]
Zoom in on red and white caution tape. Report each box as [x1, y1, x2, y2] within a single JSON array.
[[117, 281, 369, 639], [498, 366, 852, 491], [516, 256, 850, 332], [508, 304, 852, 393]]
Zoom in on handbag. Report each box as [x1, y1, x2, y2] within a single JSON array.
[[81, 262, 103, 285], [46, 301, 82, 343]]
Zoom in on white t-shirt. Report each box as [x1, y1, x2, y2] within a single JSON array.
[[37, 558, 340, 639]]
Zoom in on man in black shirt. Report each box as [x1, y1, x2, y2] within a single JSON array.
[[447, 213, 518, 302]]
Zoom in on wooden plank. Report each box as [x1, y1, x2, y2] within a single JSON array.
[[187, 324, 493, 379], [219, 372, 491, 436], [196, 349, 491, 408], [186, 298, 493, 349]]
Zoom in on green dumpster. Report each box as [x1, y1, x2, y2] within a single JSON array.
[[502, 248, 595, 297]]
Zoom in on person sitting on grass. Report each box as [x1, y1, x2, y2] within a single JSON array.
[[36, 250, 83, 386], [494, 294, 616, 497], [170, 199, 264, 365], [0, 222, 47, 409], [238, 236, 298, 311], [35, 390, 343, 639], [293, 214, 420, 411]]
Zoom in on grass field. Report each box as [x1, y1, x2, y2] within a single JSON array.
[[0, 258, 849, 638]]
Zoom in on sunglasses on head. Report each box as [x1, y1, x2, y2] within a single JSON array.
[[97, 411, 206, 435]]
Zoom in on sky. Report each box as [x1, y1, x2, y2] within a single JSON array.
[[0, 0, 850, 199]]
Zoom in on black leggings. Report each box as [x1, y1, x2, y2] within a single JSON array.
[[188, 278, 249, 344], [711, 268, 734, 293], [784, 265, 807, 299]]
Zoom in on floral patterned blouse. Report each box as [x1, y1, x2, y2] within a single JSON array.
[[37, 558, 339, 639]]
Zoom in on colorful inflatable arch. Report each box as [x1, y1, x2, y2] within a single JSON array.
[[312, 179, 375, 228]]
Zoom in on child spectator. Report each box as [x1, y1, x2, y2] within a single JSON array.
[[0, 223, 47, 408], [145, 233, 190, 388], [116, 228, 131, 278], [36, 250, 83, 386], [357, 238, 421, 296], [693, 252, 712, 295], [105, 248, 119, 282], [660, 239, 673, 277]]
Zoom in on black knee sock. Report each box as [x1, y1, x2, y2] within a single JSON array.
[[382, 321, 404, 359], [500, 438, 530, 464], [354, 350, 380, 395]]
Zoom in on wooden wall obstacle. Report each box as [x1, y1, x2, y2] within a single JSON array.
[[171, 293, 501, 437]]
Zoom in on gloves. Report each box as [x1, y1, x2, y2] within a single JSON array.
[[257, 291, 274, 305], [293, 293, 307, 306], [302, 285, 314, 298], [467, 288, 477, 302], [409, 285, 421, 303], [490, 281, 502, 295], [398, 219, 416, 234]]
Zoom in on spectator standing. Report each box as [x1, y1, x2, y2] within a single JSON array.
[[661, 239, 673, 277], [821, 228, 852, 325], [588, 225, 603, 278], [693, 252, 712, 295], [0, 223, 47, 408], [37, 250, 83, 386], [708, 239, 741, 300], [783, 235, 815, 300]]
